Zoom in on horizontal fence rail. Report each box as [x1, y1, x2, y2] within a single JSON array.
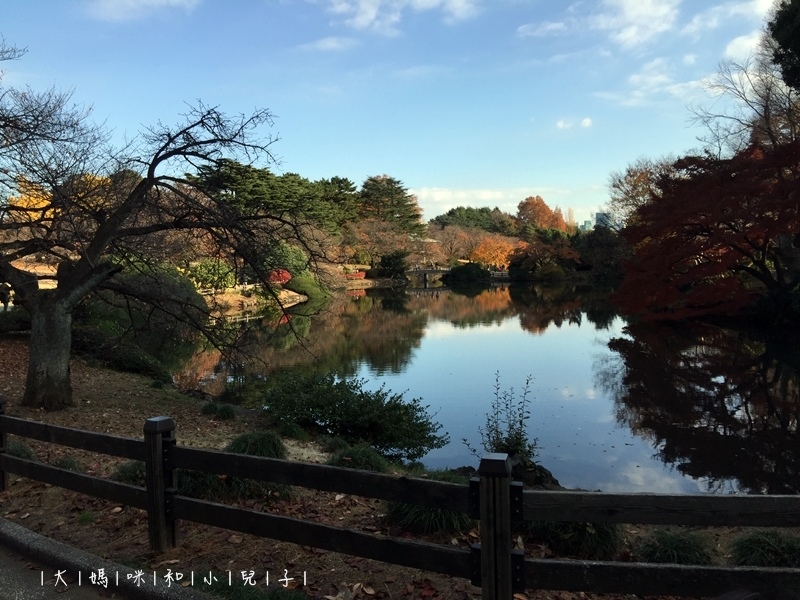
[[174, 495, 472, 577], [522, 489, 800, 527], [171, 445, 471, 512], [1, 403, 799, 600]]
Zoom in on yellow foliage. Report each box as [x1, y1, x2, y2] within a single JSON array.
[[7, 174, 111, 223]]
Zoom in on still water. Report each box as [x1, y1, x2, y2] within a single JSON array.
[[180, 283, 800, 495]]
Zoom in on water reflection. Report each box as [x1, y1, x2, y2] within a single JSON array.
[[598, 321, 800, 493], [175, 284, 799, 493]]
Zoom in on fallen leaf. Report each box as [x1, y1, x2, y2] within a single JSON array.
[[335, 494, 345, 501], [227, 534, 243, 544], [363, 586, 375, 595], [514, 594, 529, 600]]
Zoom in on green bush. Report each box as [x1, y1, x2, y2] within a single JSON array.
[[215, 403, 237, 421], [385, 470, 473, 535], [327, 444, 389, 472], [464, 373, 538, 479], [446, 262, 490, 284], [202, 402, 220, 415], [379, 251, 410, 279], [320, 436, 351, 454], [275, 421, 311, 441], [730, 529, 800, 568], [635, 529, 713, 565], [111, 461, 147, 486], [188, 259, 236, 290], [72, 325, 172, 382], [225, 431, 286, 460], [526, 521, 623, 560], [261, 373, 448, 462], [6, 440, 36, 460], [52, 456, 85, 473]]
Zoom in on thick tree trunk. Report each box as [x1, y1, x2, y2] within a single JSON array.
[[23, 294, 73, 410]]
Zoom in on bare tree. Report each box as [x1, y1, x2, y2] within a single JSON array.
[[605, 156, 675, 229], [0, 42, 323, 410], [691, 35, 800, 156]]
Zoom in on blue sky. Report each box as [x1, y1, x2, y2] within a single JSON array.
[[1, 0, 774, 223]]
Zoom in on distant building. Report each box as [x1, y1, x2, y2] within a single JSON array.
[[595, 212, 612, 228], [579, 220, 593, 232]]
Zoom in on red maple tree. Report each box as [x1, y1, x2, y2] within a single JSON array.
[[614, 142, 800, 320]]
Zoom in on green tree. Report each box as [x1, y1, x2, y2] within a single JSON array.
[[769, 0, 800, 91], [317, 176, 358, 229], [430, 206, 517, 235], [0, 44, 324, 410], [357, 175, 425, 236]]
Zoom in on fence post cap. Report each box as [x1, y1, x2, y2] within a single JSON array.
[[143, 416, 176, 433], [478, 453, 512, 476]]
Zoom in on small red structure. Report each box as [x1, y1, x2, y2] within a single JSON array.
[[268, 269, 292, 284]]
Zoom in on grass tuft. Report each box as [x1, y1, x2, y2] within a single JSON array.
[[225, 431, 286, 460], [6, 440, 36, 460], [327, 444, 388, 472], [635, 528, 714, 565], [730, 529, 800, 568], [526, 520, 623, 560], [52, 456, 85, 473], [385, 470, 473, 535]]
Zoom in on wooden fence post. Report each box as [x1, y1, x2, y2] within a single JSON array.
[[478, 453, 513, 600], [0, 395, 7, 492], [144, 416, 177, 552]]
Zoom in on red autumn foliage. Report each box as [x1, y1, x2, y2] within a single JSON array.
[[614, 142, 800, 320], [267, 268, 291, 284]]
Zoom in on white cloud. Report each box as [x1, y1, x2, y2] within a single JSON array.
[[581, 117, 593, 127], [683, 0, 774, 37], [724, 31, 762, 60], [683, 54, 697, 65], [590, 0, 681, 48], [326, 0, 479, 34], [85, 0, 199, 21], [299, 36, 359, 51], [597, 57, 704, 107], [556, 119, 573, 129], [517, 20, 568, 38], [412, 186, 568, 217]]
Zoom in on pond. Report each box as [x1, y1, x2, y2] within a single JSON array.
[[177, 283, 800, 495]]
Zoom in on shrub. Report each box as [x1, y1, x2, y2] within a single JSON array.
[[379, 251, 410, 279], [261, 373, 447, 462], [446, 262, 490, 284], [202, 402, 220, 415], [320, 436, 351, 454], [327, 444, 389, 472], [730, 529, 800, 568], [526, 521, 623, 560], [225, 431, 286, 460], [275, 421, 310, 441], [636, 529, 714, 565], [385, 470, 473, 535], [188, 259, 236, 290], [111, 461, 146, 486], [52, 456, 85, 473], [464, 373, 538, 479], [6, 440, 36, 460], [225, 431, 286, 458], [215, 403, 237, 421]]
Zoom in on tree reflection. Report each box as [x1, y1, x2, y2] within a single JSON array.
[[599, 321, 800, 493]]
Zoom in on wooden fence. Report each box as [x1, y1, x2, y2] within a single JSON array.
[[1, 401, 800, 599]]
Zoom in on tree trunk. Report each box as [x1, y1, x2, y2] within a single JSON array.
[[23, 293, 73, 410]]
